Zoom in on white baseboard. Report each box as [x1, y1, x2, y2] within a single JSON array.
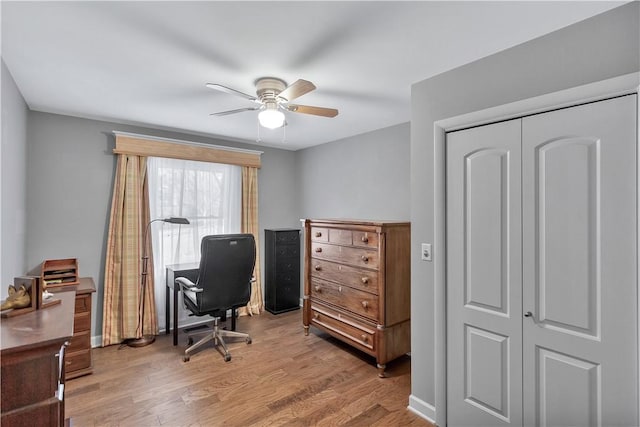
[[408, 394, 436, 426]]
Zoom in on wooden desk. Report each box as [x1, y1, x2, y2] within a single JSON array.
[[1, 291, 75, 426], [165, 263, 199, 346]]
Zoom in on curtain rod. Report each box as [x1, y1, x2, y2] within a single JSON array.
[[112, 131, 263, 156]]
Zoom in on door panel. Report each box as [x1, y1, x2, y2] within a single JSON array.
[[465, 149, 510, 315], [535, 137, 599, 337], [447, 119, 523, 427], [464, 325, 510, 421], [522, 95, 638, 427], [536, 347, 600, 427]]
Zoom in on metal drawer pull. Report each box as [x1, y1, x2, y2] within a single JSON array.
[[315, 247, 322, 253], [314, 265, 321, 271], [361, 301, 368, 309], [361, 236, 369, 243], [315, 231, 322, 238], [361, 277, 368, 284], [313, 313, 319, 320], [314, 285, 321, 292], [361, 334, 368, 342], [361, 255, 368, 262]]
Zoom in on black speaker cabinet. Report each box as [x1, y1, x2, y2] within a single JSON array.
[[265, 229, 301, 314]]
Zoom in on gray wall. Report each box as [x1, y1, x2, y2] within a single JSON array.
[[25, 111, 299, 342], [1, 60, 28, 291], [410, 2, 639, 422], [296, 122, 410, 221]]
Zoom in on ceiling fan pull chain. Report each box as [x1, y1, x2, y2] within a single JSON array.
[[281, 120, 286, 144], [256, 119, 262, 143]]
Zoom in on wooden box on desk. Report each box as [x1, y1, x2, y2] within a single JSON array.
[[41, 258, 79, 288]]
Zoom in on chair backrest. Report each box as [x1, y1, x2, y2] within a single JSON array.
[[195, 234, 256, 312]]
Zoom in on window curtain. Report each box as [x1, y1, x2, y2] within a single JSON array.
[[239, 166, 263, 316], [104, 132, 263, 344], [147, 157, 241, 329], [102, 155, 158, 346]]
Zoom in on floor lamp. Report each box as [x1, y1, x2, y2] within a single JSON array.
[[127, 216, 190, 348]]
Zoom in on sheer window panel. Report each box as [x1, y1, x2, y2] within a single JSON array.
[[147, 157, 241, 331]]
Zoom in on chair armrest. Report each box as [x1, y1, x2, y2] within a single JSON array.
[[175, 277, 203, 293]]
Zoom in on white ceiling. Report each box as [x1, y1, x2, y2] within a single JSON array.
[[1, 1, 624, 151]]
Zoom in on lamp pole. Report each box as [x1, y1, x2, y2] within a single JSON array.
[[127, 217, 190, 348]]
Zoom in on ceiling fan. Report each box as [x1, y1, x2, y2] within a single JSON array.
[[206, 77, 338, 129]]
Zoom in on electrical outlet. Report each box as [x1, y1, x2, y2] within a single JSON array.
[[421, 243, 432, 261]]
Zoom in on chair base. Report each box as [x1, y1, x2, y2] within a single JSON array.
[[183, 317, 251, 362]]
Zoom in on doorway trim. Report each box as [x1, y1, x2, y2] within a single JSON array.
[[432, 72, 640, 427]]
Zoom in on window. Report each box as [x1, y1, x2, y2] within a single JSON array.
[[147, 156, 241, 329]]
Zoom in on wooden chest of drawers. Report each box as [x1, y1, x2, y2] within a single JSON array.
[[303, 219, 410, 377], [51, 277, 96, 380]]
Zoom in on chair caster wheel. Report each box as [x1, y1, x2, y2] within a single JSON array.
[[187, 338, 193, 345], [224, 354, 231, 362], [183, 356, 190, 362], [246, 337, 252, 344]]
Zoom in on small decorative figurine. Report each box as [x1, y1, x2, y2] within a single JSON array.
[[1, 284, 31, 310]]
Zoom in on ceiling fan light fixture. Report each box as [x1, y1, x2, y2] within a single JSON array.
[[258, 108, 285, 129]]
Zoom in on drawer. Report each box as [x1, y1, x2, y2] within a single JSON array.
[[65, 349, 91, 372], [275, 231, 299, 244], [67, 330, 91, 352], [275, 259, 298, 273], [74, 311, 91, 332], [311, 278, 379, 322], [311, 227, 328, 242], [309, 302, 376, 353], [275, 270, 298, 285], [310, 259, 378, 295], [75, 294, 91, 313], [328, 228, 352, 245], [352, 230, 378, 249], [275, 245, 299, 258], [311, 242, 379, 269]]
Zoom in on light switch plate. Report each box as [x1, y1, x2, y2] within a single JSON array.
[[421, 243, 432, 261]]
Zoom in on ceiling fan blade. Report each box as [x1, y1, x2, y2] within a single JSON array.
[[277, 79, 316, 102], [286, 104, 338, 118], [210, 107, 259, 116], [206, 83, 257, 102]]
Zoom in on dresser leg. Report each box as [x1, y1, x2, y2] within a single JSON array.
[[303, 325, 309, 336], [377, 363, 386, 378]]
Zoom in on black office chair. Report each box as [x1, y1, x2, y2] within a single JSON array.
[[175, 234, 256, 362]]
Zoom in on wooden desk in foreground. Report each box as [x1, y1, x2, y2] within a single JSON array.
[[1, 291, 75, 426]]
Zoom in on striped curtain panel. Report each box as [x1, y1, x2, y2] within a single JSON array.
[[102, 154, 158, 346], [239, 166, 263, 316]]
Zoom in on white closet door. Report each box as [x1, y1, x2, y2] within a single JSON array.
[[447, 119, 523, 426], [522, 95, 638, 427]]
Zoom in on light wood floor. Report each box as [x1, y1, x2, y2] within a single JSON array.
[[65, 309, 433, 426]]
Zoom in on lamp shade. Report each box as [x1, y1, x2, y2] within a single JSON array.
[[258, 109, 285, 129], [163, 217, 190, 225]]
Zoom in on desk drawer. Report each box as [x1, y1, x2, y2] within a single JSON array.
[[66, 349, 91, 372], [74, 294, 91, 313], [68, 330, 91, 352], [74, 311, 91, 332]]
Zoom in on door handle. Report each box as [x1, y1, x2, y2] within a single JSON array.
[[524, 311, 539, 324]]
